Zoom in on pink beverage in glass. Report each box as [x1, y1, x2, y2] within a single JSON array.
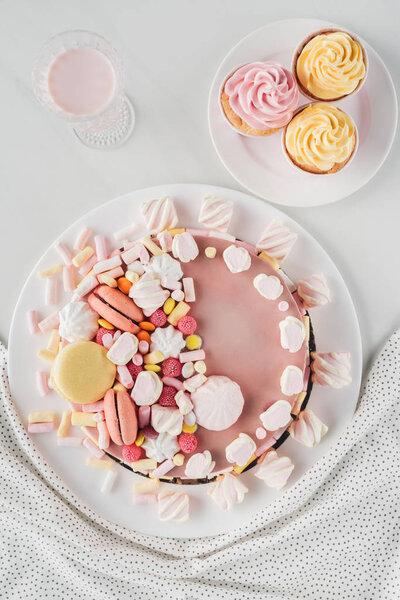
[[48, 48, 116, 115]]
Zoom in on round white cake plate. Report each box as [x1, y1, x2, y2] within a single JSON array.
[[8, 184, 362, 538], [208, 18, 398, 207]]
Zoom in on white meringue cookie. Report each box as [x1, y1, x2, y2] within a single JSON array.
[[58, 301, 98, 342], [145, 253, 183, 287], [142, 432, 179, 463], [150, 325, 185, 359]]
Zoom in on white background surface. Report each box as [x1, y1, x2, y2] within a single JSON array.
[[1, 0, 399, 372]]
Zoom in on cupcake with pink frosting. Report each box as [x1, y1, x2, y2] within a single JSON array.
[[220, 61, 299, 136]]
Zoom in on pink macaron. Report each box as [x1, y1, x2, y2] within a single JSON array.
[[104, 389, 138, 446]]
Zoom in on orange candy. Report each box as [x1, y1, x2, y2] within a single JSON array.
[[139, 321, 156, 332], [117, 277, 132, 294], [137, 330, 151, 343]]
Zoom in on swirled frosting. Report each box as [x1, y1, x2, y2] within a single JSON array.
[[296, 31, 366, 99], [285, 103, 356, 172], [224, 61, 299, 130]]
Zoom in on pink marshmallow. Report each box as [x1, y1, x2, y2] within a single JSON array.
[[138, 341, 149, 355], [45, 275, 58, 306], [179, 350, 205, 363], [27, 310, 39, 334], [38, 312, 59, 334], [138, 405, 151, 428], [57, 436, 83, 447], [162, 279, 182, 290], [157, 230, 173, 252], [83, 437, 105, 459], [73, 227, 91, 251], [54, 241, 72, 266], [82, 400, 104, 413], [162, 376, 184, 390], [94, 235, 108, 261], [186, 228, 209, 237], [116, 364, 134, 389], [132, 493, 157, 505], [171, 289, 185, 302], [36, 371, 49, 397], [97, 421, 110, 450], [78, 253, 98, 277], [94, 255, 122, 275], [151, 459, 174, 478], [63, 265, 76, 292], [121, 245, 141, 264], [73, 275, 98, 299], [102, 333, 114, 350], [93, 412, 104, 423], [132, 352, 144, 365], [28, 422, 55, 434], [182, 277, 196, 302], [97, 266, 124, 283]]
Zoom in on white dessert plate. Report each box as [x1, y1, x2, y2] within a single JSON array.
[[208, 18, 398, 207], [8, 184, 362, 538]]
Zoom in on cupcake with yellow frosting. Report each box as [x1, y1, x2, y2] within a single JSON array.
[[283, 103, 357, 174], [293, 29, 367, 101]]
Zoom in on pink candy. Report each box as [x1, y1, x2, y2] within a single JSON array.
[[28, 422, 55, 434], [93, 255, 122, 274], [179, 349, 205, 363], [73, 275, 98, 299], [73, 227, 91, 251], [182, 277, 196, 302], [138, 405, 151, 428], [83, 438, 105, 459], [121, 245, 141, 264], [162, 376, 184, 390], [27, 310, 39, 334], [38, 312, 59, 334], [98, 266, 124, 282], [63, 266, 75, 292], [151, 459, 174, 478], [138, 340, 149, 354], [54, 241, 72, 266], [82, 400, 104, 413], [116, 365, 134, 388], [45, 276, 58, 306], [78, 254, 98, 277], [132, 493, 157, 505], [94, 235, 108, 261], [36, 371, 49, 397], [132, 353, 144, 366]]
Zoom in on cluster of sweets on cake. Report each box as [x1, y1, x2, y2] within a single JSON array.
[[220, 28, 367, 174], [27, 195, 351, 521]]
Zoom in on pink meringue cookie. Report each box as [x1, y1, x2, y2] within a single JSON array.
[[225, 433, 256, 466], [288, 409, 328, 447], [253, 273, 283, 300], [297, 273, 331, 309], [223, 245, 251, 274], [198, 196, 233, 232], [184, 450, 215, 478], [208, 472, 248, 510], [224, 62, 299, 130], [151, 405, 183, 436], [311, 352, 352, 388], [256, 219, 298, 262], [172, 232, 199, 263], [279, 316, 306, 353], [141, 197, 178, 234], [259, 400, 292, 431], [131, 371, 162, 406], [158, 490, 189, 522], [191, 375, 244, 431], [280, 365, 304, 396], [254, 449, 294, 490], [129, 271, 170, 317]]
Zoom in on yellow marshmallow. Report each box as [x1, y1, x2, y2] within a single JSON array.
[[133, 479, 160, 494], [71, 411, 96, 427], [72, 246, 94, 267], [167, 301, 190, 326], [28, 411, 55, 424], [86, 457, 113, 470], [57, 410, 71, 437]]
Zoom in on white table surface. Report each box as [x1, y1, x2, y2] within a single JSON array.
[[1, 0, 399, 374]]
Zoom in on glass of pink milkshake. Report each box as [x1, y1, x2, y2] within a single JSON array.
[[32, 31, 134, 149]]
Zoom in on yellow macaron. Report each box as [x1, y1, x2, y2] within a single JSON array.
[[51, 341, 116, 405]]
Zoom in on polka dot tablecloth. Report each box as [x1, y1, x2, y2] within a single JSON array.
[[1, 332, 399, 600]]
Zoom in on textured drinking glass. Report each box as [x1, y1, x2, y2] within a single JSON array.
[[32, 30, 135, 149]]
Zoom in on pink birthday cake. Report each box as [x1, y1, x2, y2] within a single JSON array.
[[28, 194, 351, 520]]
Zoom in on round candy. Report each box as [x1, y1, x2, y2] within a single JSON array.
[[162, 357, 182, 377], [122, 444, 143, 462], [178, 433, 198, 454], [191, 375, 244, 431], [150, 308, 167, 327], [126, 361, 143, 380], [51, 341, 116, 405], [177, 316, 197, 335], [185, 334, 202, 350], [96, 326, 114, 346]]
